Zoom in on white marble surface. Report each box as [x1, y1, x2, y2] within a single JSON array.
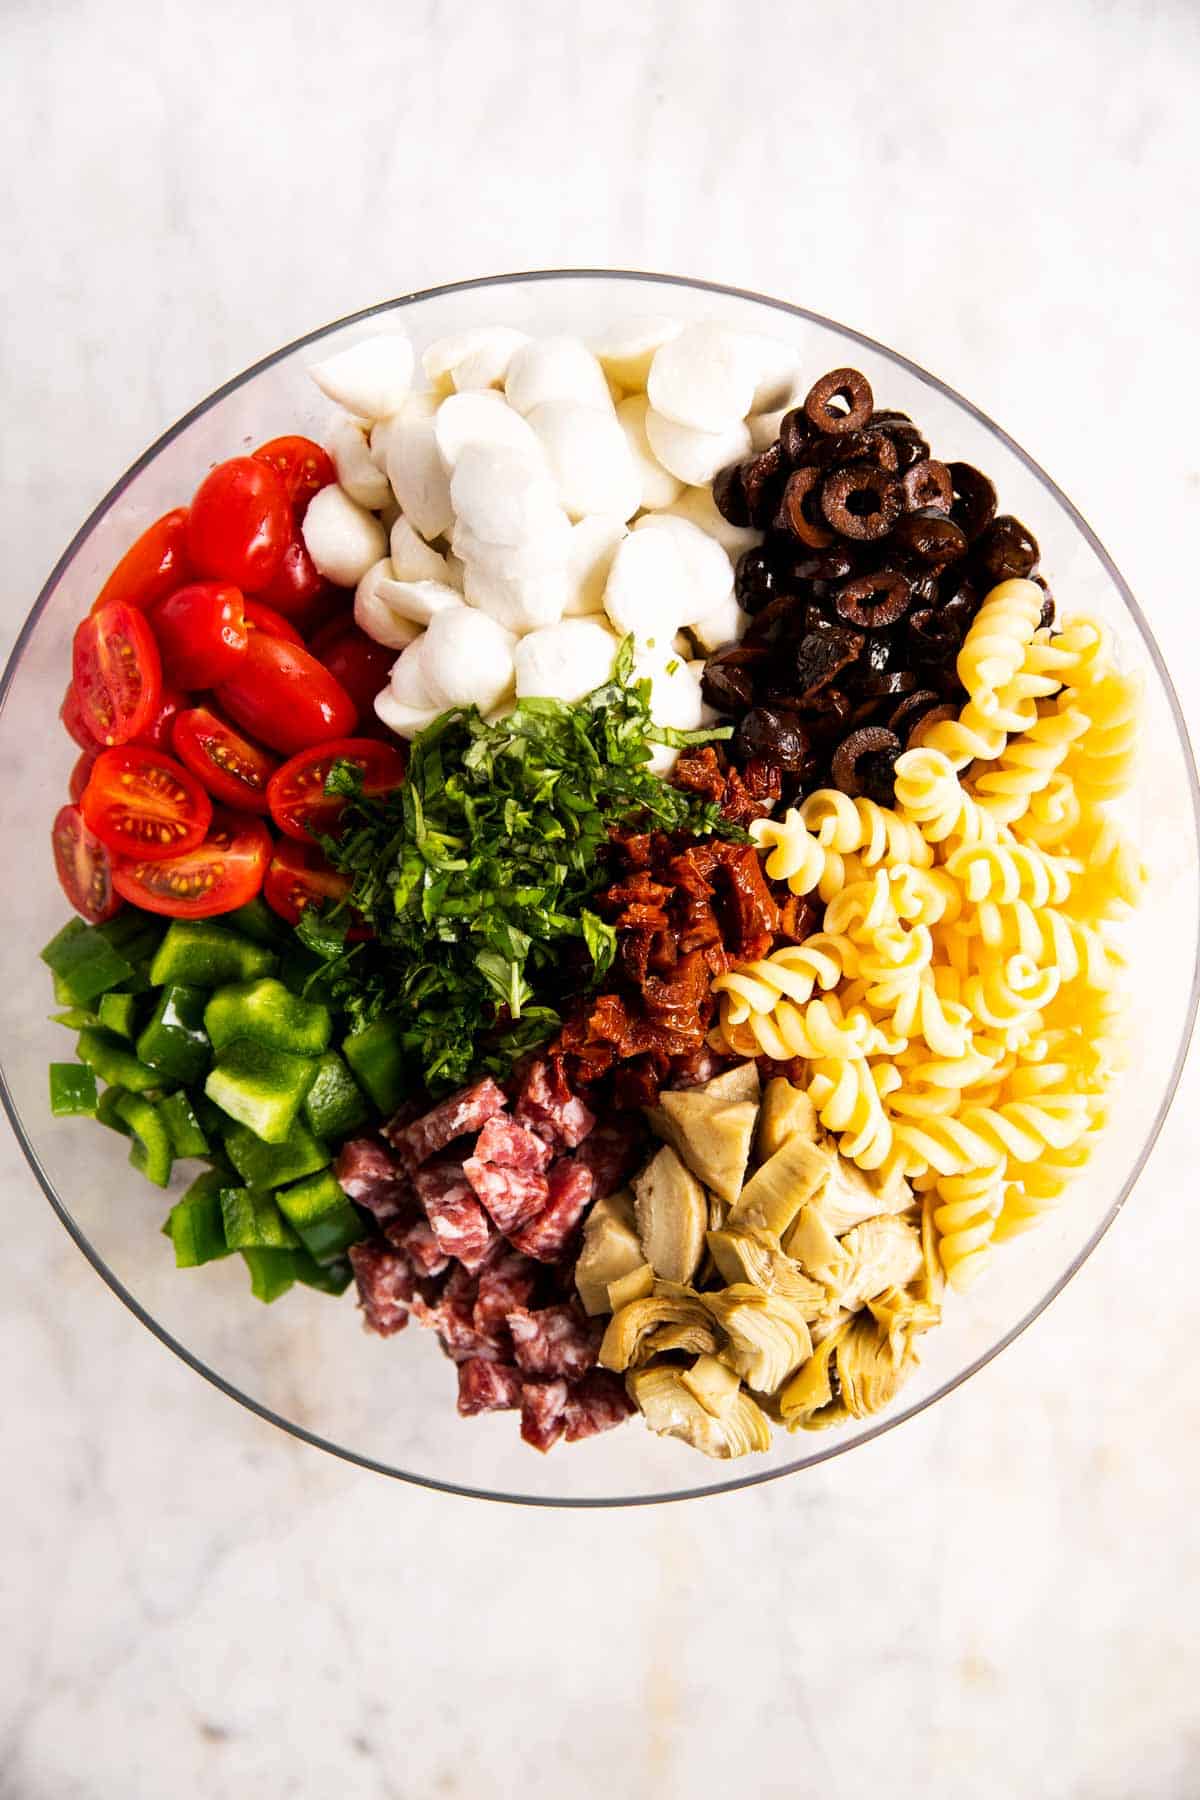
[[4, 1, 1200, 1794]]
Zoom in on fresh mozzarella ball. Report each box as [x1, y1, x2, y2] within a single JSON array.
[[748, 408, 788, 453], [433, 390, 544, 470], [452, 512, 571, 578], [643, 407, 752, 487], [420, 606, 517, 711], [662, 485, 763, 557], [390, 516, 451, 583], [450, 444, 561, 545], [525, 401, 641, 522], [353, 560, 423, 649], [423, 327, 531, 394], [635, 650, 707, 776], [513, 619, 620, 702], [302, 484, 388, 587], [442, 551, 466, 592], [462, 559, 567, 634], [632, 513, 734, 622], [615, 394, 683, 511], [389, 635, 437, 706], [590, 315, 682, 390], [602, 529, 692, 652], [505, 336, 613, 416], [326, 416, 392, 510], [647, 323, 760, 432], [375, 689, 443, 739], [382, 394, 454, 540], [368, 419, 391, 472], [689, 659, 721, 728], [307, 333, 414, 422], [745, 335, 803, 413], [563, 515, 627, 616], [686, 591, 748, 653]]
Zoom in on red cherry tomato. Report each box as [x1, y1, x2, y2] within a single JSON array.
[[255, 533, 332, 629], [69, 750, 99, 805], [267, 736, 406, 842], [263, 839, 352, 925], [60, 682, 99, 751], [72, 599, 162, 746], [91, 508, 191, 614], [307, 621, 396, 719], [52, 804, 122, 923], [172, 706, 279, 813], [253, 436, 336, 518], [186, 457, 290, 593], [151, 581, 248, 689], [112, 809, 271, 919], [135, 684, 186, 752], [242, 599, 305, 647], [214, 631, 358, 755], [80, 745, 212, 863]]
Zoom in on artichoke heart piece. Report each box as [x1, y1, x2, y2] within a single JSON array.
[[730, 1132, 834, 1237], [599, 1287, 715, 1373], [783, 1202, 853, 1289], [757, 1077, 819, 1160], [836, 1215, 924, 1312], [702, 1283, 813, 1395], [706, 1224, 828, 1318], [868, 1284, 941, 1364], [643, 1318, 719, 1359], [697, 1061, 761, 1106], [649, 1094, 758, 1205], [632, 1144, 708, 1284], [575, 1191, 645, 1317], [915, 1190, 946, 1308], [778, 1317, 852, 1432], [587, 1188, 637, 1233], [680, 1352, 743, 1419], [836, 1312, 920, 1419], [606, 1261, 655, 1313], [811, 1154, 912, 1236], [628, 1366, 772, 1459]]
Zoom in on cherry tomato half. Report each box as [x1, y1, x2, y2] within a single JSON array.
[[91, 508, 191, 614], [112, 809, 271, 919], [60, 682, 99, 751], [256, 535, 339, 634], [263, 839, 352, 926], [136, 684, 186, 753], [242, 599, 305, 647], [267, 737, 406, 842], [52, 804, 122, 923], [186, 456, 290, 594], [80, 745, 212, 863], [151, 581, 248, 689], [69, 750, 99, 805], [172, 706, 279, 814], [214, 631, 357, 755], [307, 621, 396, 720], [72, 599, 162, 746], [253, 436, 336, 518]]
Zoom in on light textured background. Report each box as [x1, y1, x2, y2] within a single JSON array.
[[3, 2, 1199, 1796]]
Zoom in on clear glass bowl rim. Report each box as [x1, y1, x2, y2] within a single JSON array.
[[5, 266, 1198, 1508]]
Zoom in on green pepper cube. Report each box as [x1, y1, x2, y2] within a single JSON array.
[[241, 1248, 300, 1302], [40, 918, 134, 1005], [99, 910, 167, 966], [115, 1093, 174, 1189], [204, 978, 332, 1058], [149, 920, 277, 989], [205, 1041, 319, 1144], [277, 1168, 367, 1263], [295, 1254, 354, 1296], [136, 983, 211, 1085], [95, 1084, 133, 1135], [50, 1007, 99, 1030], [159, 1091, 211, 1159], [223, 1118, 329, 1189], [97, 991, 139, 1038], [224, 897, 291, 949], [343, 1016, 408, 1114], [76, 1026, 163, 1094], [220, 1185, 300, 1250], [162, 1170, 231, 1267], [276, 944, 339, 1005], [303, 1052, 369, 1141], [49, 1062, 98, 1117]]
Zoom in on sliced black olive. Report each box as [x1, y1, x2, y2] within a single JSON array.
[[890, 506, 968, 564], [791, 626, 865, 699], [902, 458, 953, 514], [740, 442, 786, 526], [948, 461, 997, 541], [734, 547, 777, 612], [711, 461, 751, 527], [834, 569, 911, 630], [973, 514, 1040, 582], [732, 707, 810, 771], [803, 368, 874, 436], [820, 466, 903, 541], [832, 727, 901, 800], [777, 467, 835, 548]]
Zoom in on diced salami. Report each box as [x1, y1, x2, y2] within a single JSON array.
[[411, 1288, 506, 1364], [473, 1251, 539, 1338], [472, 1113, 553, 1173], [414, 1161, 494, 1270], [513, 1058, 596, 1152], [519, 1378, 569, 1452], [507, 1304, 602, 1381], [385, 1216, 451, 1278], [572, 1117, 644, 1200], [457, 1359, 522, 1416], [563, 1370, 636, 1442], [507, 1158, 595, 1263], [387, 1078, 508, 1171], [463, 1157, 550, 1233], [348, 1242, 414, 1337], [334, 1138, 409, 1222]]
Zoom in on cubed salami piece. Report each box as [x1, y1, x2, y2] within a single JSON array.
[[348, 1242, 414, 1337], [507, 1158, 595, 1262], [519, 1378, 569, 1452], [385, 1217, 451, 1278], [472, 1113, 553, 1173], [414, 1161, 494, 1270], [457, 1359, 522, 1417], [335, 1138, 409, 1221], [507, 1304, 602, 1381], [572, 1117, 644, 1200], [513, 1058, 596, 1152], [463, 1157, 550, 1233], [411, 1289, 505, 1364], [473, 1251, 539, 1338], [564, 1370, 636, 1442], [387, 1078, 508, 1170]]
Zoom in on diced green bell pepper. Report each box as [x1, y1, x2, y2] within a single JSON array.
[[76, 1026, 163, 1094], [159, 1090, 211, 1159], [49, 1062, 98, 1117], [223, 1118, 329, 1189], [135, 983, 211, 1085], [99, 910, 166, 966], [50, 1007, 99, 1030], [149, 920, 276, 989], [296, 1254, 354, 1295], [41, 918, 133, 1005], [276, 1168, 366, 1263], [302, 1052, 369, 1141], [162, 1170, 231, 1267], [96, 1084, 132, 1134], [342, 1016, 408, 1114], [221, 1186, 300, 1250], [205, 1041, 319, 1144], [204, 978, 332, 1058], [116, 1092, 174, 1188], [224, 897, 291, 948], [276, 944, 340, 1006], [97, 991, 139, 1039], [241, 1248, 300, 1302]]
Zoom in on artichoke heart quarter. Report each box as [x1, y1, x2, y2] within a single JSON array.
[[575, 1194, 646, 1317], [650, 1093, 759, 1204], [628, 1366, 772, 1459], [599, 1287, 715, 1372], [731, 1132, 834, 1237], [778, 1318, 852, 1432], [706, 1224, 829, 1318], [757, 1077, 819, 1160], [836, 1313, 919, 1419], [697, 1061, 762, 1106], [702, 1284, 814, 1394], [633, 1144, 708, 1284], [836, 1215, 924, 1312]]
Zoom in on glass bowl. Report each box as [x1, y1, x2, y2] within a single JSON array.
[[3, 270, 1197, 1507]]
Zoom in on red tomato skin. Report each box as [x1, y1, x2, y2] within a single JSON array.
[[186, 457, 290, 593], [172, 706, 279, 813], [255, 535, 333, 631], [72, 600, 163, 746], [52, 804, 122, 923], [135, 684, 186, 752], [267, 736, 406, 841], [91, 508, 191, 614], [214, 632, 358, 755], [307, 622, 396, 719], [263, 840, 351, 925], [61, 683, 99, 751], [112, 809, 271, 919], [80, 746, 212, 863], [253, 436, 336, 518], [151, 582, 248, 689], [69, 751, 99, 805], [242, 600, 305, 647]]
